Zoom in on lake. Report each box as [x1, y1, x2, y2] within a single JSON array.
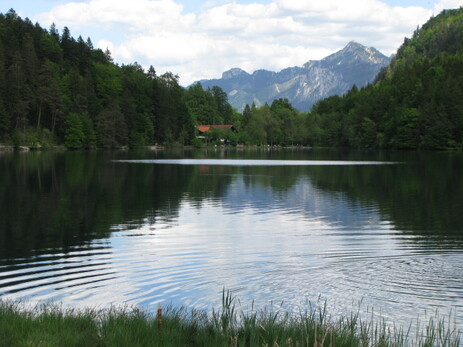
[[1, 148, 462, 330]]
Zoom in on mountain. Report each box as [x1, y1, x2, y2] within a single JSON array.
[[309, 7, 463, 150], [197, 41, 391, 112]]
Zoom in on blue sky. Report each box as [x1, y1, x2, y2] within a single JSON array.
[[4, 0, 462, 85]]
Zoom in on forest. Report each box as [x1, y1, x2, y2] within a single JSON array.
[[0, 9, 234, 149], [0, 7, 462, 150]]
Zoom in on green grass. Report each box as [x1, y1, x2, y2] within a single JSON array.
[[0, 292, 460, 346]]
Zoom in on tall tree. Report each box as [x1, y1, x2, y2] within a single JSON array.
[[210, 86, 233, 124], [95, 102, 127, 148], [36, 60, 61, 129], [49, 23, 60, 42], [184, 83, 218, 125], [7, 51, 32, 131]]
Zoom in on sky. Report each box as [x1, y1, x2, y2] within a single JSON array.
[[4, 0, 463, 85]]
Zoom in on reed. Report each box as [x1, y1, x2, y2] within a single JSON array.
[[0, 292, 460, 346]]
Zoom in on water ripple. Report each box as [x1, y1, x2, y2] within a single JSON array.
[[1, 172, 462, 332]]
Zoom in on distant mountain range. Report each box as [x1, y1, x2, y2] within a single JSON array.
[[197, 41, 391, 112]]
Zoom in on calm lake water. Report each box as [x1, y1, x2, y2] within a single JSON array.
[[1, 148, 463, 330]]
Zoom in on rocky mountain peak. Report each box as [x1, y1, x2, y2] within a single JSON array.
[[198, 42, 391, 112], [305, 41, 390, 69], [344, 40, 365, 51], [222, 68, 249, 80]]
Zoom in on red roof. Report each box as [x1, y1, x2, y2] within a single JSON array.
[[196, 125, 234, 133], [196, 125, 212, 133]]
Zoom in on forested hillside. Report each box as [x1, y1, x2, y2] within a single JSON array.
[[0, 9, 236, 149], [305, 7, 463, 150]]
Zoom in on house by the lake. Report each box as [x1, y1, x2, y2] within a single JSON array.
[[195, 125, 237, 143], [195, 125, 236, 134]]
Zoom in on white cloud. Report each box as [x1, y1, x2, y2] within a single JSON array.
[[37, 0, 462, 85], [434, 0, 463, 12], [40, 0, 195, 33]]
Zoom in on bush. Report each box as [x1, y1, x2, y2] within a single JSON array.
[[191, 138, 204, 148]]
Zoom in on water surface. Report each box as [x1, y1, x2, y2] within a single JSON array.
[[0, 149, 462, 330]]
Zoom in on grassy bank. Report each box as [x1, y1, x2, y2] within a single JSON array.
[[0, 293, 460, 347]]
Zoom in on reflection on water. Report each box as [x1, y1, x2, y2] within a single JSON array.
[[114, 159, 397, 165], [0, 149, 462, 330]]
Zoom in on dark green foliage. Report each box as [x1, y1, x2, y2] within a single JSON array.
[[64, 112, 85, 149], [80, 113, 97, 149], [241, 104, 252, 129], [211, 85, 234, 124], [36, 60, 62, 130], [395, 8, 463, 64], [184, 83, 220, 125], [155, 72, 195, 145], [237, 99, 309, 146], [0, 10, 233, 148], [129, 112, 154, 147], [95, 102, 127, 148], [205, 127, 239, 146], [64, 112, 96, 149], [309, 8, 463, 150], [0, 98, 10, 141]]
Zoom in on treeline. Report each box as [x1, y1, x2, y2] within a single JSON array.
[[1, 7, 463, 150], [0, 9, 235, 149]]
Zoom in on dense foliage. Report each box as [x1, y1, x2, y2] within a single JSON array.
[[0, 9, 233, 149], [238, 99, 308, 146], [307, 8, 463, 150], [1, 7, 463, 150]]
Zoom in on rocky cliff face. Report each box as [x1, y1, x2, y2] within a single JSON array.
[[197, 41, 391, 111]]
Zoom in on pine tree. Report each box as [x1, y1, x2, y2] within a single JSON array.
[[49, 23, 60, 42]]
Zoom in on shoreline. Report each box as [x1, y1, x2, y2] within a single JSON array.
[[1, 144, 461, 154], [1, 294, 460, 347], [0, 144, 313, 152]]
